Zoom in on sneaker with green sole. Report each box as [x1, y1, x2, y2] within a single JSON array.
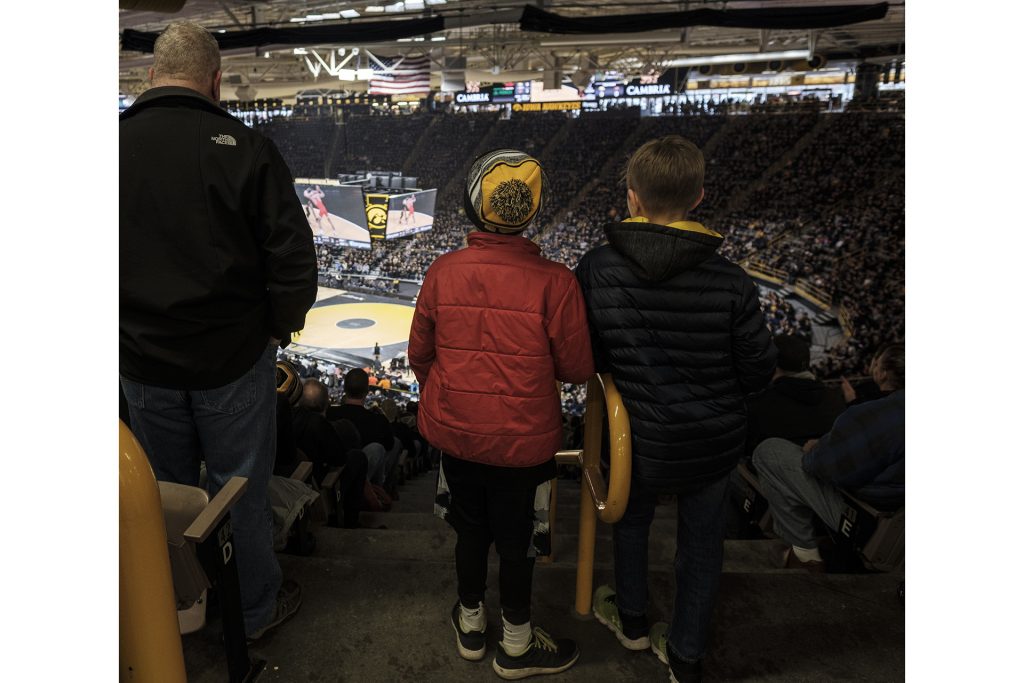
[[649, 623, 703, 683], [593, 585, 651, 650], [650, 622, 669, 666], [492, 627, 579, 680]]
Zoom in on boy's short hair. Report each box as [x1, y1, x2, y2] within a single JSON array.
[[624, 135, 704, 217]]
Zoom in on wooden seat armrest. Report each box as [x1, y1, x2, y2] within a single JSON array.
[[555, 450, 582, 466], [289, 461, 314, 482], [184, 477, 248, 544], [320, 468, 342, 490], [839, 490, 884, 517]]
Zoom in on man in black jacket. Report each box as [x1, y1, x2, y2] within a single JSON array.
[[119, 22, 317, 641], [745, 335, 846, 456], [576, 135, 776, 683]]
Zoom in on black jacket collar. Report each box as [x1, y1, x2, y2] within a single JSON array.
[[603, 218, 723, 283], [120, 86, 233, 122]]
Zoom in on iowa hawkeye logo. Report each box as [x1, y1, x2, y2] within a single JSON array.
[[366, 200, 387, 229]]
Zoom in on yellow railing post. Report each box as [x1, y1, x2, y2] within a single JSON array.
[[572, 373, 632, 618], [119, 420, 187, 683]]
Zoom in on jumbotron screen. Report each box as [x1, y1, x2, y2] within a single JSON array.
[[294, 182, 371, 250], [385, 189, 436, 239]]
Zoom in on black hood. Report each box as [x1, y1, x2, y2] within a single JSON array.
[[603, 220, 722, 283], [773, 376, 827, 405]]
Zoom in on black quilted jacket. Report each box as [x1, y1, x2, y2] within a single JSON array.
[[575, 219, 777, 492]]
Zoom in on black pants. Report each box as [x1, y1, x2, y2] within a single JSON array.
[[442, 453, 543, 626]]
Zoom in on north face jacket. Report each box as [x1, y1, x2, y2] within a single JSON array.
[[408, 231, 594, 467], [575, 217, 777, 492], [120, 86, 317, 389]]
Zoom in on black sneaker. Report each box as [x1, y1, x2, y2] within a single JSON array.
[[492, 627, 580, 680], [246, 579, 302, 643], [451, 601, 487, 661]]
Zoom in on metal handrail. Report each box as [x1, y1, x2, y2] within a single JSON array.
[[119, 420, 188, 682], [554, 373, 632, 617]]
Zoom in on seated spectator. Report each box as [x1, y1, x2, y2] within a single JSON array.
[[291, 379, 369, 528], [745, 335, 847, 457], [329, 368, 401, 491], [752, 343, 905, 571]]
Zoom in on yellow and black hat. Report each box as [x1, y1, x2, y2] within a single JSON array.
[[464, 149, 544, 234]]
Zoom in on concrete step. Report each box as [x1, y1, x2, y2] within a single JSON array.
[[183, 552, 904, 683], [307, 525, 800, 574]]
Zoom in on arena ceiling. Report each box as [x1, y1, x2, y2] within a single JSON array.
[[118, 0, 905, 97]]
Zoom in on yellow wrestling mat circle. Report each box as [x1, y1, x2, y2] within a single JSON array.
[[296, 302, 414, 350]]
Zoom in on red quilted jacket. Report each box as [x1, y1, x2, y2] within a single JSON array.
[[408, 231, 594, 467]]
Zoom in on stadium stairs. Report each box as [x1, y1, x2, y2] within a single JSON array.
[[180, 468, 905, 681]]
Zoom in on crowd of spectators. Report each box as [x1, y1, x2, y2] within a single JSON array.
[[333, 113, 433, 175], [257, 119, 334, 178], [405, 112, 499, 205], [760, 289, 814, 342], [260, 108, 904, 386]]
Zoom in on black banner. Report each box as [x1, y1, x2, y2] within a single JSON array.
[[519, 3, 889, 35], [121, 16, 445, 53]]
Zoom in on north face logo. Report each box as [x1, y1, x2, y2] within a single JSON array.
[[211, 134, 237, 146]]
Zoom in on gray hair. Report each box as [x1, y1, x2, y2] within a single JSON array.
[[152, 21, 221, 83]]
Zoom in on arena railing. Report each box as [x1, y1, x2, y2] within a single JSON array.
[[553, 373, 632, 618], [120, 421, 188, 682], [742, 260, 787, 285], [794, 278, 834, 309], [838, 304, 855, 337]]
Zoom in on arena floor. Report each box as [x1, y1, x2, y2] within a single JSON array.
[[289, 287, 414, 365]]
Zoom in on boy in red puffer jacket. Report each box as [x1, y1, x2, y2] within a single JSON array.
[[408, 149, 594, 680]]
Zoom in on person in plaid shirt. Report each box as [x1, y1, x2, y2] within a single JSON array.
[[752, 343, 904, 571]]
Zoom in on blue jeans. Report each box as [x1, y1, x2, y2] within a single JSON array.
[[613, 474, 730, 662], [120, 341, 281, 636]]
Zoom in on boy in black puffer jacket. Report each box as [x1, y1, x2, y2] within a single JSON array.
[[575, 135, 776, 683]]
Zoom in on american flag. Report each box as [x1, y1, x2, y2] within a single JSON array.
[[368, 55, 432, 95]]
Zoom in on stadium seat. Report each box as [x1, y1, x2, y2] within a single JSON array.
[[158, 477, 248, 634], [157, 475, 264, 680], [837, 492, 905, 572], [735, 461, 775, 535]]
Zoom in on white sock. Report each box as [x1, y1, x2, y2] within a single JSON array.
[[792, 545, 823, 563], [501, 617, 532, 657], [459, 602, 486, 633]]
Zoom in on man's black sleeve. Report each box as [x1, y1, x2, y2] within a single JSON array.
[[253, 139, 318, 338], [731, 275, 777, 394]]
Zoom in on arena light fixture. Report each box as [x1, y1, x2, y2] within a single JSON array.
[[431, 36, 446, 41], [406, 0, 426, 9], [366, 5, 385, 11], [341, 9, 360, 18], [664, 50, 810, 68], [337, 68, 357, 80], [426, 0, 447, 5], [356, 68, 374, 80], [384, 2, 405, 12]]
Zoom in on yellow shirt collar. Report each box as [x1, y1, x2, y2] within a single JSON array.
[[623, 216, 722, 238]]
